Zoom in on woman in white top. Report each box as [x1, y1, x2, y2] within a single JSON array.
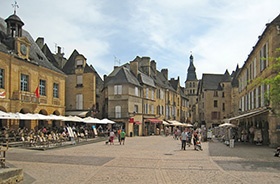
[[109, 130, 115, 145]]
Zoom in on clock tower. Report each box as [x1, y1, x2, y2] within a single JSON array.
[[5, 10, 31, 60]]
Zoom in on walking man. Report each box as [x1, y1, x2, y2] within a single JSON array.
[[180, 129, 188, 150], [120, 129, 126, 145]]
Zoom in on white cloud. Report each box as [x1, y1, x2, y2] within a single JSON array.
[[1, 0, 280, 86]]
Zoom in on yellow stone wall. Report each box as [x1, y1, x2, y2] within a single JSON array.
[[0, 50, 66, 130], [65, 72, 96, 110]]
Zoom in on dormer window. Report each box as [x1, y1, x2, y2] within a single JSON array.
[[76, 59, 84, 68]]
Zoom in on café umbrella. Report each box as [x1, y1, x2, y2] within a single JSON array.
[[83, 117, 103, 124]]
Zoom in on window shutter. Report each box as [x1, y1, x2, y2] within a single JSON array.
[[77, 75, 83, 84], [266, 42, 269, 67], [114, 85, 118, 95]]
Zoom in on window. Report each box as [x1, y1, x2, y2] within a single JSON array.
[[259, 42, 268, 72], [151, 104, 154, 114], [146, 88, 149, 98], [76, 94, 83, 109], [193, 82, 195, 87], [0, 69, 4, 89], [261, 84, 264, 107], [190, 83, 192, 88], [160, 89, 164, 99], [21, 74, 29, 91], [134, 105, 138, 113], [145, 104, 149, 114], [223, 103, 225, 111], [214, 100, 218, 108], [135, 87, 138, 96], [211, 112, 220, 120], [114, 85, 122, 95], [39, 79, 46, 96], [222, 92, 225, 97], [157, 89, 160, 99], [53, 83, 59, 98], [115, 106, 121, 118], [76, 59, 83, 68], [254, 57, 257, 78], [151, 90, 154, 100], [214, 91, 218, 97], [77, 75, 83, 85]]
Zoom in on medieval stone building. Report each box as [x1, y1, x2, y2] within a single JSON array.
[[0, 13, 66, 130]]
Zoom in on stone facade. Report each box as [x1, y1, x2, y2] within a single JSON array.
[[231, 14, 280, 146], [104, 57, 190, 136], [0, 14, 66, 130], [197, 72, 233, 128]]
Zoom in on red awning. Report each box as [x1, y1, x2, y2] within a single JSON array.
[[134, 121, 142, 125], [146, 119, 162, 124]]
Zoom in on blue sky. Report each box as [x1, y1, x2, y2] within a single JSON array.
[[1, 0, 280, 86]]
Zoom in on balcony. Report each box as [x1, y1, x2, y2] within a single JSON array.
[[53, 98, 60, 106], [12, 91, 39, 103]]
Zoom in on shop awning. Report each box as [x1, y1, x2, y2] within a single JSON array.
[[134, 121, 142, 125], [228, 108, 270, 121], [146, 119, 162, 124], [168, 120, 183, 126], [162, 121, 170, 125], [65, 111, 88, 117]]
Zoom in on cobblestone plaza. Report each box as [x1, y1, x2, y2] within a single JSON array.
[[5, 136, 280, 184]]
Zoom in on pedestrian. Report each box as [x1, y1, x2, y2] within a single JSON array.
[[118, 128, 121, 143], [193, 131, 199, 151], [187, 128, 192, 147], [180, 129, 188, 150], [109, 130, 115, 145], [120, 129, 126, 145], [174, 128, 178, 140]]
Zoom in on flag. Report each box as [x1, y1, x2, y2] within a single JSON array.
[[35, 85, 40, 98]]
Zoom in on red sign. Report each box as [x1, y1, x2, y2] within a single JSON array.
[[129, 118, 134, 123]]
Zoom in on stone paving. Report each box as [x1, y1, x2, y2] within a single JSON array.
[[3, 136, 280, 184]]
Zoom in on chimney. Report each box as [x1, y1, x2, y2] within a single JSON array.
[[141, 57, 151, 76], [130, 60, 138, 76], [57, 46, 61, 54], [103, 75, 107, 81], [161, 69, 168, 80], [151, 60, 157, 75], [36, 37, 44, 49]]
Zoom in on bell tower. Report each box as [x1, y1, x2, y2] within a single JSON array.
[[185, 54, 198, 95], [5, 1, 24, 38]]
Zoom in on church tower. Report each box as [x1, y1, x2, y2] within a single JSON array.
[[185, 54, 199, 124], [185, 54, 199, 96]]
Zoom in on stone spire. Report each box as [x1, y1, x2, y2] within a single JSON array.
[[185, 54, 198, 82]]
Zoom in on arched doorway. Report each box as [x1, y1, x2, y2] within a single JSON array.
[[52, 110, 61, 129], [0, 106, 7, 129], [19, 108, 31, 129], [38, 109, 48, 129]]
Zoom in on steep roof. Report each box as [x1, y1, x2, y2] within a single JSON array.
[[0, 17, 64, 75], [105, 66, 141, 87], [186, 54, 198, 82], [138, 71, 156, 87], [201, 73, 232, 90], [62, 49, 95, 75]]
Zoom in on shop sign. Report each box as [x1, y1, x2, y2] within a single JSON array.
[[0, 89, 5, 99]]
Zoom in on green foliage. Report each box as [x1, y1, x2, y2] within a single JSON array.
[[261, 49, 280, 114]]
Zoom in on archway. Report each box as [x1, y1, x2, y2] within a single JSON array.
[[52, 110, 62, 129], [38, 109, 48, 129], [0, 106, 7, 129], [19, 108, 31, 129]]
